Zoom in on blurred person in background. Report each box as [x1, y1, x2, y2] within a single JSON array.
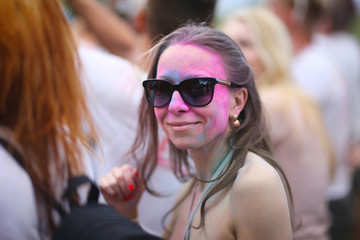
[[63, 0, 145, 60], [267, 0, 353, 239], [0, 0, 97, 239], [315, 1, 360, 239], [315, 0, 360, 176], [65, 0, 217, 69], [222, 7, 335, 240]]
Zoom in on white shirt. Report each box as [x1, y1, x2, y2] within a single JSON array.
[[0, 125, 100, 240], [315, 32, 360, 143], [0, 145, 40, 240], [78, 45, 182, 236], [78, 45, 144, 176]]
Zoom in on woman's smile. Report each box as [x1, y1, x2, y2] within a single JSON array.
[[167, 121, 202, 132]]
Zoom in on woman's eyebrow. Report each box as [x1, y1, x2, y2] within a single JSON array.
[[157, 74, 204, 81]]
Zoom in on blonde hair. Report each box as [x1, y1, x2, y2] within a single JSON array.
[[223, 7, 293, 87]]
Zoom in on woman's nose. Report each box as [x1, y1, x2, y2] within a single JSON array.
[[168, 91, 189, 113]]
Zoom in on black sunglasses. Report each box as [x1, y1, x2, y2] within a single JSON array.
[[142, 77, 243, 108]]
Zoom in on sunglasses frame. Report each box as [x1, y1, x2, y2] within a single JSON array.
[[142, 77, 242, 108]]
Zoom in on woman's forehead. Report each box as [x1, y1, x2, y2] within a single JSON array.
[[156, 43, 226, 81]]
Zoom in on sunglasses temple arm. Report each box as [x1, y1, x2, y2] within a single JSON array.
[[217, 79, 231, 87], [217, 79, 244, 88]]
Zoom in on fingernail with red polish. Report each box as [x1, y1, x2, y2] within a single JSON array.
[[122, 197, 128, 202], [127, 193, 133, 199], [135, 170, 139, 177], [128, 184, 134, 191]]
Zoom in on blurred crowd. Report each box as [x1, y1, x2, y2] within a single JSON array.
[[1, 0, 360, 239]]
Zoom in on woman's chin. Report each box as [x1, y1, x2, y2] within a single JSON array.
[[171, 140, 202, 150]]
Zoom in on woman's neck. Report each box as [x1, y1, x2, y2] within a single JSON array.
[[189, 133, 230, 181]]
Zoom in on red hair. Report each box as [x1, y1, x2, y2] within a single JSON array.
[[0, 0, 96, 233]]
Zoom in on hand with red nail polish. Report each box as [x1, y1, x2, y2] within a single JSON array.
[[99, 164, 144, 219]]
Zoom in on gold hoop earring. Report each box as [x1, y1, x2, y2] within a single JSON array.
[[233, 114, 240, 128]]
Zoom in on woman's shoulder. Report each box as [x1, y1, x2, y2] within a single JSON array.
[[0, 147, 40, 240], [230, 151, 288, 212], [0, 146, 37, 207], [228, 152, 292, 239], [235, 152, 282, 188], [260, 84, 307, 110]]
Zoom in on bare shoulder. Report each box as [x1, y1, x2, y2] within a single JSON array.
[[234, 151, 283, 192], [229, 152, 292, 239]]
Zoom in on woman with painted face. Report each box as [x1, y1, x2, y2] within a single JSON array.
[[99, 24, 294, 240]]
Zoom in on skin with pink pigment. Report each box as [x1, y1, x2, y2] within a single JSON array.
[[154, 43, 233, 154]]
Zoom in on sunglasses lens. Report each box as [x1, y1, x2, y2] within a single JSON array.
[[180, 78, 214, 106], [143, 78, 216, 107], [144, 80, 172, 107]]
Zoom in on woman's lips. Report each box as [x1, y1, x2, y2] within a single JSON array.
[[167, 121, 200, 131]]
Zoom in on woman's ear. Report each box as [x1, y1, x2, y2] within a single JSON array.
[[231, 88, 248, 116]]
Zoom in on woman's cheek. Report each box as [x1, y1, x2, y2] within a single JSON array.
[[154, 108, 166, 129], [210, 111, 229, 134]]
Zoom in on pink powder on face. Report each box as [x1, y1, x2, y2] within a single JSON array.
[[153, 43, 233, 150], [156, 44, 226, 82]]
